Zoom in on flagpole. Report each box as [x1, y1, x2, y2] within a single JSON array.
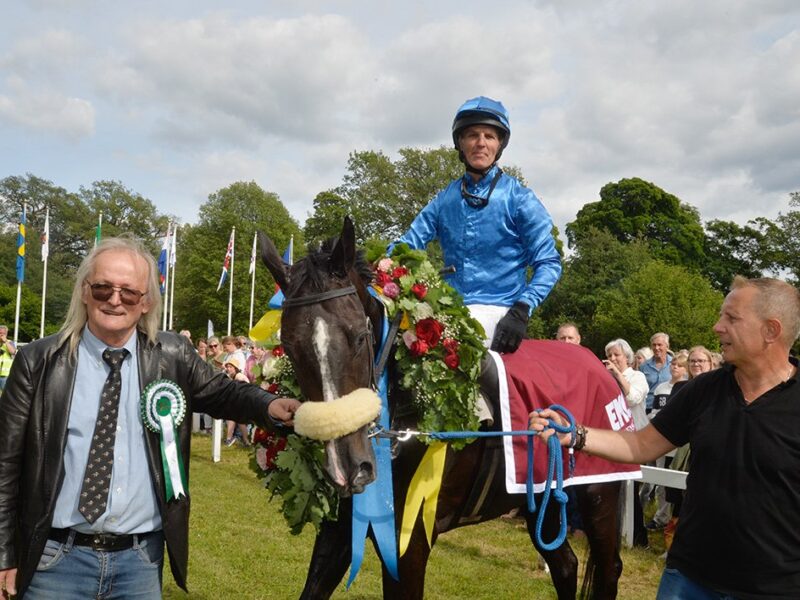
[[248, 231, 257, 332], [168, 224, 177, 330], [39, 208, 50, 339], [162, 223, 172, 331], [227, 227, 235, 336], [216, 225, 235, 464], [14, 284, 22, 344]]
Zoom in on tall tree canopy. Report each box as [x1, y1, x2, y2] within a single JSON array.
[[702, 219, 768, 291], [566, 177, 707, 271], [173, 181, 303, 339], [0, 174, 171, 341], [537, 227, 653, 353], [592, 261, 723, 352], [306, 147, 462, 244]]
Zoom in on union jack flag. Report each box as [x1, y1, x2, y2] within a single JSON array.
[[217, 228, 234, 291]]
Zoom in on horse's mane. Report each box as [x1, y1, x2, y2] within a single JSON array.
[[287, 237, 374, 296]]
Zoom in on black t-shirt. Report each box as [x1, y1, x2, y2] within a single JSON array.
[[651, 359, 800, 599]]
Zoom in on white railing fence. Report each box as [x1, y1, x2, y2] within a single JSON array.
[[621, 465, 687, 547]]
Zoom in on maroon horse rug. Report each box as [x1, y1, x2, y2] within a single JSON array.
[[491, 340, 641, 493]]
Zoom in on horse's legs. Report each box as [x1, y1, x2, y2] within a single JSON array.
[[299, 500, 353, 600], [381, 513, 435, 600], [525, 498, 579, 600], [576, 482, 623, 600]]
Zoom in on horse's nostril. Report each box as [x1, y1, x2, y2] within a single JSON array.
[[351, 462, 375, 491]]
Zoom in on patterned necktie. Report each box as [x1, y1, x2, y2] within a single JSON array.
[[79, 348, 129, 524]]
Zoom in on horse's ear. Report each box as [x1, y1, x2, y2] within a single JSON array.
[[329, 216, 356, 277], [258, 230, 289, 290]]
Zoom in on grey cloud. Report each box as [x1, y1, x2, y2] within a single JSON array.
[[97, 14, 374, 148], [0, 84, 95, 139]]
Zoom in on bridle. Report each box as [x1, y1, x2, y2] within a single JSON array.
[[280, 285, 357, 308], [280, 283, 379, 390]]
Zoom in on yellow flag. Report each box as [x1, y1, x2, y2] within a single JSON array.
[[249, 310, 282, 342]]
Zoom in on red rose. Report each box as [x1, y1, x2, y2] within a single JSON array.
[[410, 339, 429, 357], [391, 266, 409, 279], [252, 427, 270, 445], [375, 271, 393, 287], [411, 283, 428, 299], [267, 383, 280, 394], [443, 338, 459, 353], [415, 318, 443, 347], [271, 346, 285, 357], [263, 436, 288, 470], [444, 351, 460, 369]]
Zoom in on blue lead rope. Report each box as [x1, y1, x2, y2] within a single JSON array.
[[418, 404, 576, 551]]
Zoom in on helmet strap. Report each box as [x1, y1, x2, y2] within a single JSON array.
[[461, 168, 503, 208]]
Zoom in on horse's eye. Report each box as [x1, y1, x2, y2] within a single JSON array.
[[353, 331, 370, 350]]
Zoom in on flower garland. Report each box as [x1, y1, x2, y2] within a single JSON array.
[[249, 343, 339, 535], [372, 243, 487, 449], [250, 244, 487, 532]]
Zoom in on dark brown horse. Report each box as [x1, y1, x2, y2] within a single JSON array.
[[260, 218, 624, 599]]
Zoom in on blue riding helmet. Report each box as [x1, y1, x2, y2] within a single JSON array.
[[451, 96, 511, 153]]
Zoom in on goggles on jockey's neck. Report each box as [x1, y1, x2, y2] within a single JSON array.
[[461, 168, 502, 209]]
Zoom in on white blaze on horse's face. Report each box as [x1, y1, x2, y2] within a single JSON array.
[[312, 316, 338, 403], [313, 316, 348, 488]]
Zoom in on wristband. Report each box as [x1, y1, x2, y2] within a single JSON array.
[[573, 424, 588, 451]]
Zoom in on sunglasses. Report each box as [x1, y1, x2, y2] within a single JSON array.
[[86, 282, 148, 306], [209, 344, 219, 348]]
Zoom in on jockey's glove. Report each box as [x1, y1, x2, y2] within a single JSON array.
[[490, 302, 530, 353]]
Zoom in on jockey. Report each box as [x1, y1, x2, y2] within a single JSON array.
[[393, 96, 562, 353]]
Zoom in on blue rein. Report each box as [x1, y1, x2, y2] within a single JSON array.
[[407, 404, 576, 551]]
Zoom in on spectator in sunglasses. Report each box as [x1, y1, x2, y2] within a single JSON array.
[[206, 336, 224, 370], [0, 237, 300, 598]]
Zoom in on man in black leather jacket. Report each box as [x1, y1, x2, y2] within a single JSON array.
[[0, 237, 300, 598]]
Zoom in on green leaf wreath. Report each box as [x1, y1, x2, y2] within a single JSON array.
[[251, 244, 487, 533]]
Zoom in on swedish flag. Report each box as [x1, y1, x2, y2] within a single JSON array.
[[16, 206, 25, 283]]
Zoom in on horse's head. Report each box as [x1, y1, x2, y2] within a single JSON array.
[[259, 217, 381, 497]]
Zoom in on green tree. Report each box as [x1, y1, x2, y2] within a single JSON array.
[[1, 174, 174, 341], [757, 192, 800, 285], [79, 180, 171, 255], [303, 191, 352, 246], [566, 177, 707, 271], [537, 227, 653, 352], [1, 175, 93, 339], [0, 282, 44, 342], [331, 150, 400, 242], [702, 219, 768, 291], [173, 182, 303, 339], [593, 261, 723, 352], [392, 146, 464, 233]]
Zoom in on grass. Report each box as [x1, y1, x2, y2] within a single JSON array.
[[164, 435, 664, 599]]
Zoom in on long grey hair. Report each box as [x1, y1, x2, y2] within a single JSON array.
[[59, 237, 162, 354]]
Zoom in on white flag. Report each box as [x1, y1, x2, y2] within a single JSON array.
[[41, 208, 50, 261], [170, 224, 177, 268], [249, 231, 257, 275]]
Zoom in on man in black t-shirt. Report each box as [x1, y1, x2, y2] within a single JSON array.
[[531, 276, 800, 600]]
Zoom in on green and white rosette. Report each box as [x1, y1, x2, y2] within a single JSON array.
[[141, 379, 188, 501]]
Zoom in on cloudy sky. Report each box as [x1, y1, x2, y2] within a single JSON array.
[[2, 0, 798, 237]]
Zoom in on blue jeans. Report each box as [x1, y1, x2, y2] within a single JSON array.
[[24, 531, 164, 600], [657, 568, 739, 600]]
